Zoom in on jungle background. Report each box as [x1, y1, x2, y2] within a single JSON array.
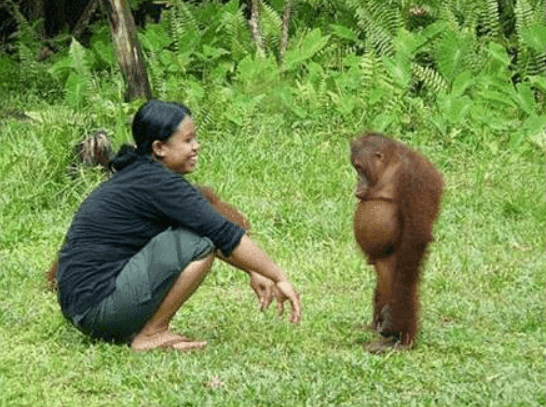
[[1, 0, 545, 406]]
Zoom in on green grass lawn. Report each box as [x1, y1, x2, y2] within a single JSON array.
[[1, 105, 544, 406]]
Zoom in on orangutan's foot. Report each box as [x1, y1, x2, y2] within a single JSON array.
[[364, 336, 411, 354]]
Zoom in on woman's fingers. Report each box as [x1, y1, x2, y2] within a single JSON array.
[[260, 283, 273, 311], [250, 275, 302, 323], [275, 281, 302, 323], [250, 273, 274, 311]]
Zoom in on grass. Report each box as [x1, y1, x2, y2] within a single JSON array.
[[1, 101, 545, 407]]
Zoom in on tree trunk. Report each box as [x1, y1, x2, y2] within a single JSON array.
[[249, 0, 265, 57], [31, 0, 46, 37], [279, 0, 291, 65], [71, 0, 100, 40], [100, 0, 152, 101]]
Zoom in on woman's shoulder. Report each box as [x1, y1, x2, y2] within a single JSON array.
[[126, 156, 191, 187]]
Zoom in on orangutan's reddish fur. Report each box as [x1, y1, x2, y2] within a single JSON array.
[[351, 132, 443, 351]]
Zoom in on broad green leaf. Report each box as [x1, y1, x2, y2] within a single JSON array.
[[368, 86, 387, 105], [371, 113, 393, 131], [514, 82, 536, 115], [523, 114, 546, 136], [451, 70, 473, 97], [382, 54, 411, 90], [438, 93, 472, 124], [330, 24, 358, 42], [437, 34, 467, 81], [141, 24, 171, 52], [486, 42, 510, 66], [521, 23, 546, 53], [284, 28, 330, 71], [393, 28, 425, 56], [202, 45, 229, 60]]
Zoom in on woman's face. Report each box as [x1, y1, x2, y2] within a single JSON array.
[[152, 117, 199, 174]]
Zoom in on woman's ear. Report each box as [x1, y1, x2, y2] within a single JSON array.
[[151, 140, 165, 158]]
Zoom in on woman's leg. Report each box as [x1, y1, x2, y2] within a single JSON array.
[[131, 253, 214, 351]]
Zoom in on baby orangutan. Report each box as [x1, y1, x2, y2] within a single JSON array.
[[351, 132, 443, 352]]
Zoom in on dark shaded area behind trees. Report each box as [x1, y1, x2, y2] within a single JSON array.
[[1, 0, 90, 37], [0, 0, 177, 48], [0, 0, 256, 46]]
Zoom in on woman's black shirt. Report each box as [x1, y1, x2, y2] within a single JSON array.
[[57, 155, 245, 322]]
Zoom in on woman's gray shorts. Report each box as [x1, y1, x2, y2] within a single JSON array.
[[77, 227, 214, 343]]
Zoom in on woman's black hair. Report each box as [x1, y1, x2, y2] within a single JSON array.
[[109, 100, 192, 172]]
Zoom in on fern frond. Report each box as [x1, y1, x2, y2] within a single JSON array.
[[359, 51, 379, 91], [345, 0, 404, 57], [366, 0, 404, 34], [221, 2, 253, 61], [514, 0, 546, 77], [166, 1, 200, 53], [478, 0, 503, 39], [259, 1, 283, 54], [437, 1, 482, 33], [354, 9, 394, 56], [412, 63, 448, 94], [436, 3, 461, 31], [514, 0, 534, 35]]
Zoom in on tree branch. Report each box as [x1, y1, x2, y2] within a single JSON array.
[[71, 0, 100, 40]]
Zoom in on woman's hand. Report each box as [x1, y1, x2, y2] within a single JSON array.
[[275, 281, 302, 324], [227, 235, 301, 323], [249, 273, 301, 323], [249, 272, 275, 311]]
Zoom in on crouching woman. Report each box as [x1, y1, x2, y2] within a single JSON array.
[[56, 100, 301, 351]]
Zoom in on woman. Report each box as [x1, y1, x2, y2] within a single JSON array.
[[57, 100, 301, 351]]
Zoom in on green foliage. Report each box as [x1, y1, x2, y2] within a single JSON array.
[[283, 28, 330, 71], [0, 0, 62, 100], [47, 36, 119, 108], [1, 2, 546, 405], [514, 0, 546, 76], [3, 0, 546, 146], [345, 0, 403, 56]]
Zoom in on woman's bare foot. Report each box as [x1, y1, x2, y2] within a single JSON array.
[[131, 330, 207, 351]]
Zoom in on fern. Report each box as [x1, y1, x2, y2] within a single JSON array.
[[478, 0, 503, 40], [436, 30, 471, 82], [514, 0, 546, 77], [165, 0, 201, 53], [357, 11, 394, 56], [412, 63, 448, 94], [436, 0, 482, 33], [359, 51, 380, 94], [366, 0, 404, 34], [4, 0, 40, 86], [436, 2, 462, 31], [345, 0, 404, 57], [221, 0, 253, 61]]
